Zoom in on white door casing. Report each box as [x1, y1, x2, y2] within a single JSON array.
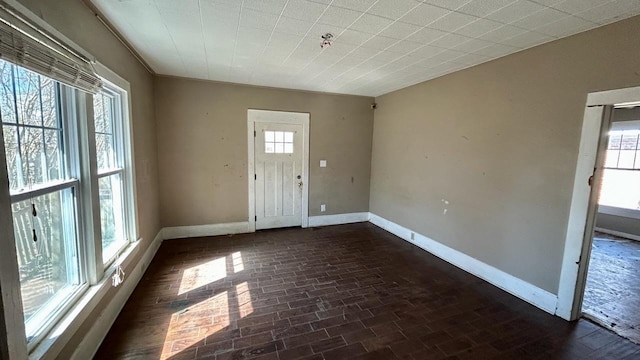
[[247, 110, 309, 231], [557, 85, 640, 320], [255, 122, 303, 229]]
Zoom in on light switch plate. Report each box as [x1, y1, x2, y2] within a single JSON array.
[[320, 160, 327, 167]]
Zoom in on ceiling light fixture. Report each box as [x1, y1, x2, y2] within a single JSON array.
[[320, 33, 333, 48]]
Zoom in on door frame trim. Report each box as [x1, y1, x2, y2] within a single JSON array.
[[556, 85, 640, 320], [247, 109, 310, 232]]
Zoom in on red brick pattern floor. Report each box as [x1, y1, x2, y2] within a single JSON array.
[[96, 223, 640, 359], [583, 232, 640, 343]]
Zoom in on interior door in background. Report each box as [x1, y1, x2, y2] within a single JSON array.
[[254, 122, 303, 230]]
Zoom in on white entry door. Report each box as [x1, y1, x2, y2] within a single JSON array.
[[254, 122, 304, 230]]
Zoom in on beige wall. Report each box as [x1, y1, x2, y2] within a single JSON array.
[[596, 214, 640, 237], [370, 16, 640, 294], [12, 0, 160, 357], [155, 77, 373, 227]]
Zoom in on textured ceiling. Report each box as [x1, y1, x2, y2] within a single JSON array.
[[92, 0, 640, 96]]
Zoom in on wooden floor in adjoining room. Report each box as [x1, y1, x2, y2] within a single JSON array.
[[583, 232, 640, 344], [95, 223, 640, 359]]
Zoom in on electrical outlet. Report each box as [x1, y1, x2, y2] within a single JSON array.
[[320, 160, 327, 167], [320, 204, 326, 212]]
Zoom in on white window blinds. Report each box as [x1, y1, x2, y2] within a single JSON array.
[[0, 4, 101, 93]]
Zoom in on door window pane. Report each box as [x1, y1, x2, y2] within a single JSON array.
[[264, 131, 294, 154], [265, 131, 274, 142], [99, 174, 126, 263], [11, 189, 81, 340]]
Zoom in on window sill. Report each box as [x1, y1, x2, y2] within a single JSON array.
[[598, 205, 640, 220], [29, 239, 141, 360]]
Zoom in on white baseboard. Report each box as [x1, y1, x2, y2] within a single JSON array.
[[308, 212, 370, 227], [594, 227, 640, 242], [368, 213, 559, 315], [71, 231, 164, 360], [162, 221, 252, 240]]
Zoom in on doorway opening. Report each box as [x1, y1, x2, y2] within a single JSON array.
[[582, 106, 640, 343], [557, 85, 640, 339], [247, 109, 309, 232]]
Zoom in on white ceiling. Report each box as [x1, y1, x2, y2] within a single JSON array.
[[92, 0, 640, 97]]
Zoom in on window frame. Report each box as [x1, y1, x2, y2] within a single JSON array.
[[0, 60, 139, 353], [97, 64, 138, 266], [92, 80, 135, 267], [2, 72, 90, 350], [598, 122, 640, 218]]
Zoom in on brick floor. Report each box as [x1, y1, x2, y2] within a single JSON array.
[[96, 223, 640, 359], [584, 232, 640, 343]]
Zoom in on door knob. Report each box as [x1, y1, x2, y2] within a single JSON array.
[[298, 181, 303, 188]]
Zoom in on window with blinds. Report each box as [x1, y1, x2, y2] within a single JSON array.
[[0, 4, 101, 93], [0, 2, 135, 352]]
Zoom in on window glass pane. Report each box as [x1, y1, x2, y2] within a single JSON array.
[[275, 131, 284, 142], [620, 134, 639, 150], [11, 189, 82, 340], [1, 60, 65, 191], [618, 150, 636, 169], [284, 132, 293, 143], [96, 133, 116, 170], [102, 95, 113, 134], [608, 135, 621, 150], [599, 169, 640, 210], [284, 143, 293, 153], [41, 78, 58, 128], [604, 150, 619, 168], [265, 142, 274, 153], [94, 93, 113, 134], [275, 143, 284, 153], [0, 61, 17, 124], [15, 66, 43, 126], [3, 124, 21, 189], [99, 174, 126, 263], [264, 131, 274, 142], [94, 93, 104, 132], [94, 92, 118, 173], [44, 129, 62, 182], [636, 151, 640, 169], [20, 127, 46, 186]]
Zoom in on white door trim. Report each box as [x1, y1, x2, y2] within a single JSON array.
[[556, 85, 640, 320], [247, 110, 310, 232]]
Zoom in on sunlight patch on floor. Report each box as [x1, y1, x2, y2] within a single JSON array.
[[232, 251, 244, 273], [161, 291, 230, 359], [236, 281, 253, 317], [178, 257, 227, 295]]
